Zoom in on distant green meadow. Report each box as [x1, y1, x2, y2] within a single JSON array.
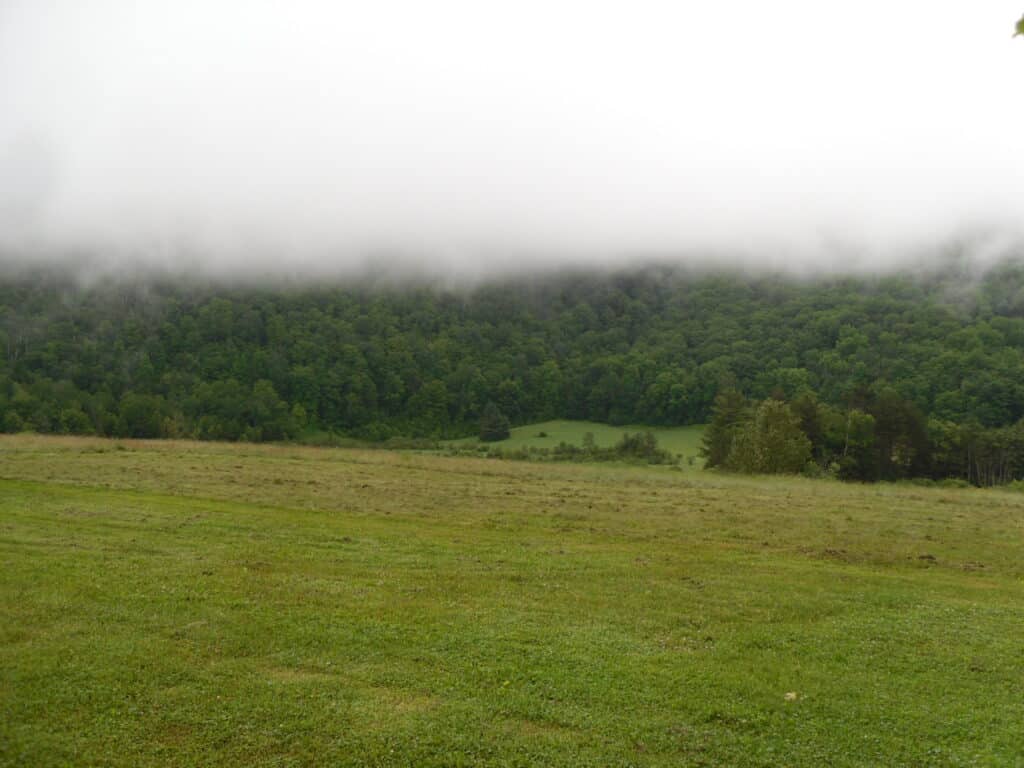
[[450, 420, 706, 463], [2, 435, 1022, 766]]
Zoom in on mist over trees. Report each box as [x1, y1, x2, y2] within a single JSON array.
[[4, 258, 1024, 484]]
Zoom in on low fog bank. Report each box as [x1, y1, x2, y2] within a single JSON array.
[[1, 2, 1022, 285], [1, 228, 1023, 294]]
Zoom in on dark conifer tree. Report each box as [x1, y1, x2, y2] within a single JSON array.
[[479, 402, 511, 442]]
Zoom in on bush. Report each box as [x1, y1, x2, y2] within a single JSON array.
[[2, 411, 25, 433], [550, 431, 675, 465], [613, 432, 675, 464], [801, 460, 825, 479]]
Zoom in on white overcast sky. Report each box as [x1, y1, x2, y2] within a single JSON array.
[[0, 1, 1022, 273]]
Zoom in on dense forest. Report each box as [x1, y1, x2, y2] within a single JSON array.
[[3, 257, 1024, 483]]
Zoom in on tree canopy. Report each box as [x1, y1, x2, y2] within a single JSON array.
[[5, 257, 1024, 485]]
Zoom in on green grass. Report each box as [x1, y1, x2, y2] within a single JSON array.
[[451, 420, 706, 461], [1, 435, 1023, 766]]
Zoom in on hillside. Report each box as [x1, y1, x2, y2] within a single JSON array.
[[4, 260, 1024, 442]]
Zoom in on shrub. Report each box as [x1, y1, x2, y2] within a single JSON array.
[[613, 432, 675, 464]]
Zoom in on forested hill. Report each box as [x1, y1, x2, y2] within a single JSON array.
[[2, 259, 1024, 442]]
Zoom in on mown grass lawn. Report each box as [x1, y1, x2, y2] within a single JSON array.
[[1, 435, 1022, 766]]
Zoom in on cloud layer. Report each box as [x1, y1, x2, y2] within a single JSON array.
[[1, 1, 1023, 275]]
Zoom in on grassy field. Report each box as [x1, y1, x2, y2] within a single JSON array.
[[1, 435, 1023, 766], [450, 420, 706, 462]]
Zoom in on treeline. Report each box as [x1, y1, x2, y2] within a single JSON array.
[[3, 256, 1024, 466], [702, 389, 1024, 486], [449, 431, 678, 465]]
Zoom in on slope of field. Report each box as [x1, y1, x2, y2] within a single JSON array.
[[1, 435, 1022, 766], [451, 420, 706, 461]]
